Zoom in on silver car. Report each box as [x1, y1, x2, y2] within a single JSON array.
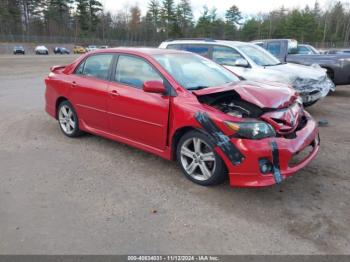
[[159, 39, 335, 106]]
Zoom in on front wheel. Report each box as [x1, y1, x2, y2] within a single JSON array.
[[176, 130, 227, 186], [57, 101, 82, 137], [303, 100, 319, 107]]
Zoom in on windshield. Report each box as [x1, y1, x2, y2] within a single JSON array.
[[239, 44, 281, 66], [153, 53, 239, 90], [308, 45, 319, 54]]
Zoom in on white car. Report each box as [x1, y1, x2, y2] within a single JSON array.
[[159, 39, 334, 107], [86, 45, 98, 52], [35, 45, 49, 55]]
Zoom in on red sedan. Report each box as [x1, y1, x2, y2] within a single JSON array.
[[45, 48, 320, 187]]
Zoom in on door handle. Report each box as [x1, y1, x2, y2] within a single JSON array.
[[71, 81, 77, 87], [110, 90, 119, 96]]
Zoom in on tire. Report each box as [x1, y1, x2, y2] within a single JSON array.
[[303, 100, 319, 107], [57, 101, 82, 138], [176, 130, 227, 186]]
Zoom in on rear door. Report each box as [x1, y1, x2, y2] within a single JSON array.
[[107, 54, 170, 150], [69, 53, 114, 131]]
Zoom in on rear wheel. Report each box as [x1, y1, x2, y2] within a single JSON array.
[[176, 130, 227, 186], [57, 101, 82, 137]]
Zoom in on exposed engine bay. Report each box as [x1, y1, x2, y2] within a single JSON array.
[[197, 90, 306, 137], [197, 91, 264, 118]]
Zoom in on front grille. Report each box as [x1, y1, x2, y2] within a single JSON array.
[[261, 102, 303, 136]]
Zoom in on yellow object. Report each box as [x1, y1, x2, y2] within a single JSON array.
[[73, 46, 86, 54]]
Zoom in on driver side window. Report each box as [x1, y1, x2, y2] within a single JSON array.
[[212, 46, 243, 66], [114, 55, 163, 89]]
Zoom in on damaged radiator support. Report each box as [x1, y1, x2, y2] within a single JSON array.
[[270, 141, 283, 184], [194, 112, 244, 165]]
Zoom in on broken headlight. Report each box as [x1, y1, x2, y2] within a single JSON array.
[[224, 121, 276, 139]]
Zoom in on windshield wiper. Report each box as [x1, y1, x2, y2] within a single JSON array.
[[187, 86, 209, 90], [263, 62, 284, 67]]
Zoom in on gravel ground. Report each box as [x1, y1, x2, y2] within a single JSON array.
[[0, 55, 349, 254]]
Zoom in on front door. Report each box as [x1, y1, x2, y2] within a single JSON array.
[[107, 54, 170, 150]]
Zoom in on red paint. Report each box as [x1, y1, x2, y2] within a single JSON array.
[[45, 48, 320, 187]]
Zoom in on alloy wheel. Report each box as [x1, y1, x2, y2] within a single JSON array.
[[180, 137, 216, 181], [58, 105, 76, 135]]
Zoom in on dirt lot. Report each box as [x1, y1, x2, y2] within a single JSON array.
[[0, 55, 349, 254]]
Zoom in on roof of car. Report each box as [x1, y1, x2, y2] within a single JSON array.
[[92, 47, 190, 56], [161, 39, 257, 48]]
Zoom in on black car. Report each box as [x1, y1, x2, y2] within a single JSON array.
[[54, 47, 70, 55], [13, 46, 25, 55]]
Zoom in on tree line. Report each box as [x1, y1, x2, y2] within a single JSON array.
[[0, 0, 349, 46]]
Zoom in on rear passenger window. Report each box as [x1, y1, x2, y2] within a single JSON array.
[[114, 55, 163, 89], [212, 46, 243, 66], [76, 54, 113, 80], [267, 42, 281, 57], [182, 45, 210, 58]]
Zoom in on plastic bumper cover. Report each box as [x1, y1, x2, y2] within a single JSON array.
[[218, 116, 320, 187]]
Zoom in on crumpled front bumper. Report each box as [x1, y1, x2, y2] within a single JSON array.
[[216, 113, 320, 187], [294, 77, 335, 104]]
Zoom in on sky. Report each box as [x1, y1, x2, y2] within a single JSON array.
[[100, 0, 347, 19]]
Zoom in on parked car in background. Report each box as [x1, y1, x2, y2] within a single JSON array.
[[73, 46, 86, 54], [86, 45, 98, 52], [324, 49, 350, 55], [159, 39, 334, 107], [35, 45, 49, 55], [99, 45, 109, 49], [54, 47, 70, 54], [13, 46, 25, 55], [45, 48, 320, 187], [252, 39, 350, 85], [296, 44, 320, 54]]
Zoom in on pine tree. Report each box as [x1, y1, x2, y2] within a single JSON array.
[[225, 5, 242, 26], [88, 0, 103, 32], [76, 0, 89, 34], [160, 0, 176, 38], [176, 0, 193, 37]]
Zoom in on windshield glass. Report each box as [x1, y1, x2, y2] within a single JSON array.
[[239, 44, 281, 66], [153, 53, 239, 90], [308, 45, 319, 54]]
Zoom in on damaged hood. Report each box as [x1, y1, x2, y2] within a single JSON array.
[[193, 80, 298, 109], [225, 62, 334, 96]]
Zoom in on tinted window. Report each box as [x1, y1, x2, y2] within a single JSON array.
[[267, 42, 281, 56], [76, 54, 113, 80], [181, 44, 210, 58], [212, 46, 243, 66], [115, 55, 163, 88]]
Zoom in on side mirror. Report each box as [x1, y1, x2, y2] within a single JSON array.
[[143, 80, 166, 94], [234, 58, 249, 68]]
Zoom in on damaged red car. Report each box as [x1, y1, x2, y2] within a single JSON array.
[[45, 48, 320, 187]]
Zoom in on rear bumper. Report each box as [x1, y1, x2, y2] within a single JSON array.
[[219, 114, 319, 187]]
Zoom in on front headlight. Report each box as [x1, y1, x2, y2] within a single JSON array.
[[224, 121, 276, 139]]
